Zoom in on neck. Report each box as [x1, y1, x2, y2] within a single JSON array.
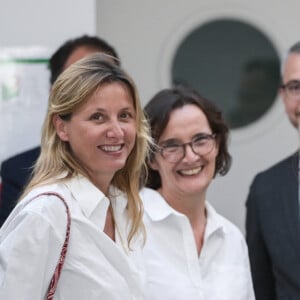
[[159, 188, 206, 217], [103, 203, 115, 241], [89, 173, 113, 196], [158, 188, 207, 255]]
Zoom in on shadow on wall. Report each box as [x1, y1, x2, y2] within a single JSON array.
[[228, 59, 281, 128]]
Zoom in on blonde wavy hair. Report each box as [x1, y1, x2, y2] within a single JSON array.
[[22, 53, 150, 246]]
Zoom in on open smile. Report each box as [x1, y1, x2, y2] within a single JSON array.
[[98, 144, 124, 152], [177, 166, 203, 176]]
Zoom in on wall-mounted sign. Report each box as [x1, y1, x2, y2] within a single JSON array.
[[0, 47, 51, 165]]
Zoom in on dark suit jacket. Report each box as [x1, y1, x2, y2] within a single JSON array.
[[246, 152, 300, 300], [0, 146, 40, 226]]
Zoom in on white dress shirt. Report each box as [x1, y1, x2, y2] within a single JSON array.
[[0, 175, 145, 300], [140, 187, 255, 300]]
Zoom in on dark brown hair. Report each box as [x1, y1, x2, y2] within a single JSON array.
[[144, 85, 232, 189]]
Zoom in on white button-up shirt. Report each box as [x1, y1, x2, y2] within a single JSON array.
[[140, 187, 255, 300], [0, 176, 145, 300]]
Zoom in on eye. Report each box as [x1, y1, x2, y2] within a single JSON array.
[[193, 134, 213, 146], [90, 112, 105, 121], [119, 110, 134, 120], [286, 81, 300, 91], [193, 136, 208, 145], [160, 141, 181, 152], [193, 139, 207, 147], [291, 84, 300, 91], [163, 145, 181, 153]]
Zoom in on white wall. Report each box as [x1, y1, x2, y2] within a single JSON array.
[[0, 0, 96, 161], [0, 0, 96, 49], [0, 0, 299, 233], [96, 0, 300, 233]]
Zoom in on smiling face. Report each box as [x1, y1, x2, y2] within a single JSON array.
[[54, 81, 136, 191], [150, 104, 218, 202]]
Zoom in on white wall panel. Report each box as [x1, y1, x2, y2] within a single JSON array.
[[97, 0, 300, 232]]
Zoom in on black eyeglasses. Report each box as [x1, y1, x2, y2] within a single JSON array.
[[157, 133, 216, 163], [281, 80, 300, 100]]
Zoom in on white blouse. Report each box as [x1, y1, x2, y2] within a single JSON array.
[[0, 176, 145, 300], [140, 187, 255, 300]]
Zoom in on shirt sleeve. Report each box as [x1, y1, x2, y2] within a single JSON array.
[[0, 208, 65, 300]]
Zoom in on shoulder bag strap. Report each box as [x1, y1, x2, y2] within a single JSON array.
[[26, 191, 71, 300]]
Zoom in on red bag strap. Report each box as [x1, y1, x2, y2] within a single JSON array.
[[26, 192, 71, 300]]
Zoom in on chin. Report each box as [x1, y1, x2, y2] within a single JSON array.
[[111, 161, 128, 172], [177, 183, 205, 194]]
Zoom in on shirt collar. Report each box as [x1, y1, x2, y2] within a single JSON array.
[[64, 175, 127, 218], [141, 188, 181, 221], [141, 187, 226, 236], [204, 201, 227, 237]]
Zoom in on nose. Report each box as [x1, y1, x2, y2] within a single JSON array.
[[106, 120, 124, 139], [182, 143, 199, 161]]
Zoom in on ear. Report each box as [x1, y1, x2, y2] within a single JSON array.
[[53, 114, 69, 141], [279, 86, 284, 99], [213, 136, 220, 157], [215, 139, 220, 153], [148, 157, 159, 171], [279, 87, 288, 107]]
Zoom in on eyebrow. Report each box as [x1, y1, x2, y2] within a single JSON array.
[[92, 106, 134, 112], [159, 138, 180, 146], [159, 133, 213, 145]]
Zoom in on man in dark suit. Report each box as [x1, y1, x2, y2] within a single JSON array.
[[0, 35, 120, 226], [246, 41, 300, 300]]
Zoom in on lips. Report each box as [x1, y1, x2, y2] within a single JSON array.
[[177, 166, 203, 176]]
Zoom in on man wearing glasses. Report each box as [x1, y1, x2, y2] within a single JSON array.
[[246, 41, 300, 300]]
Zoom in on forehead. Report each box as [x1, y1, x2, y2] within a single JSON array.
[[92, 82, 133, 105], [63, 46, 101, 70], [283, 53, 300, 82], [73, 81, 134, 114], [160, 104, 210, 139]]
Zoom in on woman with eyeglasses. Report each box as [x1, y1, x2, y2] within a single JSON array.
[[140, 86, 255, 300]]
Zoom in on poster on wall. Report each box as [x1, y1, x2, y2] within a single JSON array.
[[0, 47, 52, 169]]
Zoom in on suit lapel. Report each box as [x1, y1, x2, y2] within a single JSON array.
[[282, 152, 300, 251]]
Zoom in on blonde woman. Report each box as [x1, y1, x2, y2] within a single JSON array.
[[0, 53, 150, 300]]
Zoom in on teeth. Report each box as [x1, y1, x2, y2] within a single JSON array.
[[100, 145, 122, 152], [179, 166, 202, 176]]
